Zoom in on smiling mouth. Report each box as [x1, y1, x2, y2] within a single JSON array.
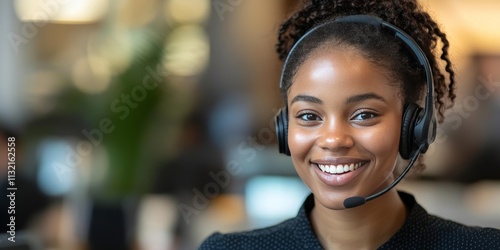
[[312, 162, 367, 175]]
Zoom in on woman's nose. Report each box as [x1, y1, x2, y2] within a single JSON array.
[[315, 121, 354, 151]]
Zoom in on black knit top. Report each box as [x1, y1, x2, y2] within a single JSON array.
[[199, 191, 500, 249]]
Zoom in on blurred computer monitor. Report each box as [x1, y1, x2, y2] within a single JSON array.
[[245, 175, 310, 228]]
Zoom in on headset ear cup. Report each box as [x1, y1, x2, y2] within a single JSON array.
[[275, 108, 290, 156], [399, 103, 422, 159]]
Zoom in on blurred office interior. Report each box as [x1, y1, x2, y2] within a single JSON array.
[[0, 0, 499, 249]]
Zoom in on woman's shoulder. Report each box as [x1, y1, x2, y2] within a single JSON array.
[[389, 192, 500, 249], [408, 196, 500, 238], [417, 212, 500, 249], [424, 212, 500, 239], [198, 193, 321, 249], [197, 217, 300, 250]]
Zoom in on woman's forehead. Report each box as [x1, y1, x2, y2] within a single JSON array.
[[288, 48, 401, 104]]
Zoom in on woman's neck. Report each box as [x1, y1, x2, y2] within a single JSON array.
[[310, 189, 407, 250]]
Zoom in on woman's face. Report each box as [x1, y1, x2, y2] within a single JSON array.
[[287, 47, 404, 210]]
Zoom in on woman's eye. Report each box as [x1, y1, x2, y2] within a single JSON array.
[[352, 112, 378, 121], [297, 113, 320, 121]]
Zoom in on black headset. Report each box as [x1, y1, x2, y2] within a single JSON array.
[[275, 15, 437, 160]]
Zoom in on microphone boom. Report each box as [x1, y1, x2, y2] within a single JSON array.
[[342, 144, 424, 209]]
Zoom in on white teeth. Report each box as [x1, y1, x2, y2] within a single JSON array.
[[336, 165, 343, 173], [317, 162, 364, 174], [330, 166, 336, 174], [336, 166, 343, 174]]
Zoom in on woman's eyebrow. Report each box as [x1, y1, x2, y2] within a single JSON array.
[[345, 92, 386, 104], [290, 95, 323, 105]]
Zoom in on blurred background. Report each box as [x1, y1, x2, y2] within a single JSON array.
[[0, 0, 499, 249]]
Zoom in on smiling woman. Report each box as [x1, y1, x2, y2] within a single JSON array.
[[199, 0, 500, 249]]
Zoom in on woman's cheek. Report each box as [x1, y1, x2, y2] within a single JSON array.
[[361, 129, 395, 154], [359, 122, 401, 165], [288, 126, 315, 157]]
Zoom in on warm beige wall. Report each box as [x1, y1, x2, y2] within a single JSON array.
[[420, 0, 500, 59]]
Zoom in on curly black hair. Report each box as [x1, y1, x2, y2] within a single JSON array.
[[276, 0, 456, 123]]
